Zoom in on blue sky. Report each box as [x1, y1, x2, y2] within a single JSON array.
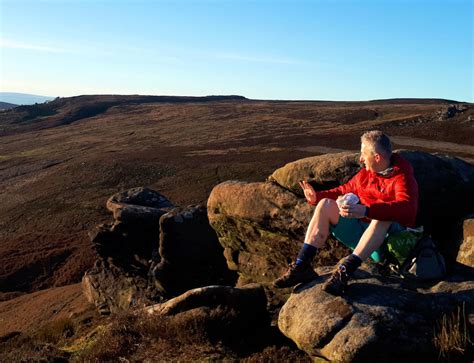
[[0, 0, 472, 101]]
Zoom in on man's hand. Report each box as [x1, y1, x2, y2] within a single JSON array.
[[298, 180, 317, 205], [339, 203, 368, 219]]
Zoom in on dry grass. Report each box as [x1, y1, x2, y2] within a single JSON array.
[[0, 332, 70, 362], [74, 307, 309, 362], [433, 303, 473, 361], [76, 308, 240, 361], [36, 317, 76, 344], [0, 317, 75, 362]]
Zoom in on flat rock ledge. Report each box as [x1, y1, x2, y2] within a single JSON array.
[[278, 266, 474, 362]]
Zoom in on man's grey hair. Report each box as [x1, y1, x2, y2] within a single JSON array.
[[361, 131, 392, 158]]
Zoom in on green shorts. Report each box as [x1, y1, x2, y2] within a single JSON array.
[[329, 217, 405, 263]]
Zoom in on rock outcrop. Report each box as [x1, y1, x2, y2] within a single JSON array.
[[106, 186, 175, 224], [207, 181, 350, 285], [457, 217, 474, 268], [278, 265, 474, 362], [145, 284, 272, 350], [144, 284, 270, 348], [148, 205, 236, 297], [437, 103, 469, 121], [269, 152, 361, 195], [83, 188, 174, 313], [83, 188, 234, 314], [145, 283, 267, 317]]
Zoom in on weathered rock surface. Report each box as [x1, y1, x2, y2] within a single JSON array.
[[106, 186, 174, 226], [269, 152, 361, 195], [207, 181, 350, 285], [457, 217, 474, 268], [144, 284, 270, 346], [102, 187, 175, 262], [107, 186, 175, 212], [148, 205, 236, 297], [145, 283, 267, 317], [278, 266, 474, 362], [82, 258, 151, 315], [83, 188, 234, 314], [83, 188, 175, 313]]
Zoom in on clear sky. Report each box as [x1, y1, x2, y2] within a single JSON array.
[[0, 0, 472, 101]]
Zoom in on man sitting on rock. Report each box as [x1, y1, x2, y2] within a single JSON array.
[[273, 131, 419, 295]]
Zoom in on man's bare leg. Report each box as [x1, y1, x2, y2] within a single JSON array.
[[353, 219, 392, 260], [323, 219, 392, 295], [273, 198, 339, 288], [304, 198, 340, 248]]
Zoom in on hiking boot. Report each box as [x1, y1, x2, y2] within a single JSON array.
[[273, 262, 318, 288], [322, 263, 351, 296]]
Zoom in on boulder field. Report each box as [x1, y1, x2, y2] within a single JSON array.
[[83, 150, 474, 361]]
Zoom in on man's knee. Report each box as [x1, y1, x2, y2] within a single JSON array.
[[316, 198, 337, 212], [315, 198, 339, 223], [318, 197, 336, 206]]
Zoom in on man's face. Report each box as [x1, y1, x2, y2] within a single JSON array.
[[359, 142, 377, 171]]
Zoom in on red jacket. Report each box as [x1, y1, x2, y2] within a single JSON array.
[[311, 154, 419, 227]]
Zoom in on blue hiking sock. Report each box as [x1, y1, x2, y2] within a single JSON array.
[[296, 243, 318, 266]]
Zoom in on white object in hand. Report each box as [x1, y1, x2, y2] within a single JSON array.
[[337, 193, 360, 207]]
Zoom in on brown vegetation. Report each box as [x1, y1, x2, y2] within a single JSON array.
[[78, 308, 309, 362], [36, 317, 75, 344], [0, 306, 309, 362]]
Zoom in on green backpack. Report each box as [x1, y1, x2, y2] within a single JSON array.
[[386, 229, 422, 266], [385, 231, 446, 281]]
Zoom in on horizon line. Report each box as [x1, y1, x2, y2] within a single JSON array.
[[1, 92, 469, 104]]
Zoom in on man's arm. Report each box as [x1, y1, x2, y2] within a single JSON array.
[[366, 173, 419, 227], [304, 174, 359, 206]]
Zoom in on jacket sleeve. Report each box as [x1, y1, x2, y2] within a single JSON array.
[[308, 173, 359, 206], [366, 173, 419, 227]]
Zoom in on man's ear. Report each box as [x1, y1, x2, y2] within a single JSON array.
[[374, 153, 381, 163]]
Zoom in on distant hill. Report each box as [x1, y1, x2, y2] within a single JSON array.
[[0, 94, 468, 137], [0, 94, 248, 135], [0, 101, 18, 110], [0, 92, 55, 105]]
